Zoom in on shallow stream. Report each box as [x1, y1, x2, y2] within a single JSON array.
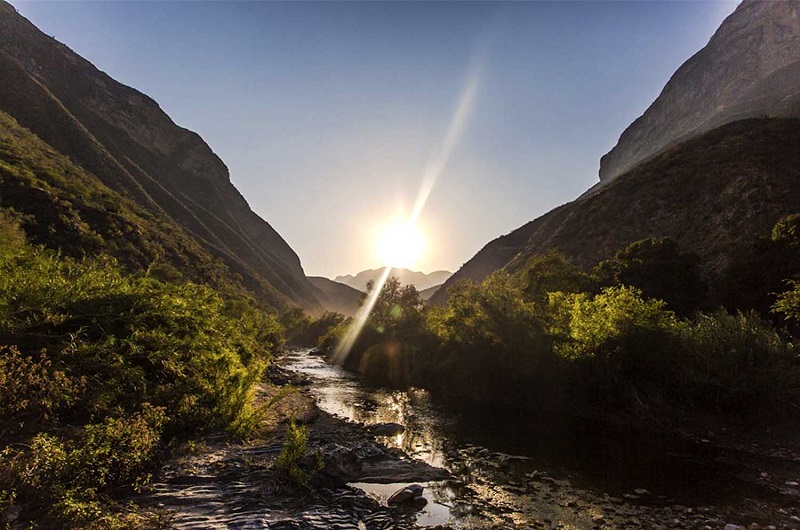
[[282, 348, 781, 528]]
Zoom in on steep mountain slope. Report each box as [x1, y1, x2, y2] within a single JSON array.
[[431, 118, 800, 304], [599, 0, 800, 183], [0, 2, 322, 311], [307, 277, 363, 316], [335, 268, 452, 292]]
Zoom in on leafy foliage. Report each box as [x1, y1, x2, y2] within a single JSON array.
[[594, 238, 707, 316], [679, 311, 798, 409], [719, 213, 800, 316], [276, 417, 311, 486], [280, 308, 348, 348], [0, 211, 283, 527], [0, 110, 290, 313], [523, 252, 592, 304], [335, 237, 800, 419]]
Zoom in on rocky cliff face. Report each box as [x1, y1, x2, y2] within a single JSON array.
[[599, 0, 800, 183], [432, 1, 800, 305], [0, 2, 322, 311]]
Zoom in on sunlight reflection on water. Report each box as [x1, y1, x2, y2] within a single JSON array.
[[286, 349, 449, 468]]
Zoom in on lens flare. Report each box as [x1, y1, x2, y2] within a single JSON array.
[[333, 60, 484, 366]]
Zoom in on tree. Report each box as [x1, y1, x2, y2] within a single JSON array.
[[522, 252, 592, 305], [720, 213, 800, 316], [365, 277, 424, 340], [594, 238, 706, 316]]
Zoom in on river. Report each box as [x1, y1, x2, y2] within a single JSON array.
[[282, 348, 798, 529]]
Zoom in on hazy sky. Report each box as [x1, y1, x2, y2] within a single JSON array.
[[10, 0, 737, 278]]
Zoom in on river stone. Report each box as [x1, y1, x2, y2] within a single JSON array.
[[369, 423, 406, 436], [387, 484, 424, 505]]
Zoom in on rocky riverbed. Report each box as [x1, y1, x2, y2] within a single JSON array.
[[134, 349, 800, 529]]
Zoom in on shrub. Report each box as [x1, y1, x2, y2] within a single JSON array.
[[547, 286, 685, 409], [594, 238, 707, 316], [680, 311, 799, 409], [0, 213, 282, 527], [425, 273, 557, 402], [0, 346, 83, 421], [0, 405, 165, 527], [276, 417, 310, 486], [523, 252, 592, 305], [0, 244, 275, 434], [774, 279, 800, 329]]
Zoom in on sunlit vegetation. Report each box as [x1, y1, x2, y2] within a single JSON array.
[[0, 110, 290, 313], [0, 211, 283, 528], [335, 278, 429, 386], [280, 308, 349, 348], [335, 215, 800, 422]]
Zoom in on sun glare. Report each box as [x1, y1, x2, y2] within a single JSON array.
[[376, 220, 424, 269]]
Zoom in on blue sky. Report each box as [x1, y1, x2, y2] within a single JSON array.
[[10, 1, 737, 277]]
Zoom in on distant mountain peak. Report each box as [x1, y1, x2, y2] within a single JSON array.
[[334, 267, 452, 292]]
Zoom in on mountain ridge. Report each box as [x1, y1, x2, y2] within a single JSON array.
[[334, 267, 452, 292], [599, 0, 800, 183], [433, 0, 800, 305], [431, 118, 800, 304], [0, 1, 323, 311]]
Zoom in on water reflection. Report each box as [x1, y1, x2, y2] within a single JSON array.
[[287, 351, 450, 469], [283, 349, 770, 527]]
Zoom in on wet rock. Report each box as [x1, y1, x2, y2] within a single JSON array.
[[314, 445, 364, 485], [387, 484, 425, 506], [369, 422, 406, 437]]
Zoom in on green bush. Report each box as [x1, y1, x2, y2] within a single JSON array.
[[0, 405, 165, 527], [547, 286, 684, 408], [280, 308, 347, 348], [680, 311, 799, 409], [0, 212, 283, 527], [719, 213, 800, 316], [424, 273, 559, 402], [594, 238, 707, 316], [0, 346, 83, 421], [0, 243, 277, 434], [276, 417, 310, 486]]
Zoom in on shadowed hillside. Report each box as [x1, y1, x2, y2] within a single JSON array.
[[432, 118, 800, 304], [0, 2, 322, 311], [307, 277, 363, 316]]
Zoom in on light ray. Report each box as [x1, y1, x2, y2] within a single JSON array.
[[333, 60, 484, 366], [332, 265, 392, 364], [411, 66, 481, 224]]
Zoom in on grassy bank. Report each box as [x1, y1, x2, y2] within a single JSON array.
[[0, 211, 283, 528]]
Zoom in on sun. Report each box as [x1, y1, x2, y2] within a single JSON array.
[[376, 220, 424, 269]]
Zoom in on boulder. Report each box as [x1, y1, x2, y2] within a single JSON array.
[[369, 423, 406, 437], [387, 484, 424, 506]]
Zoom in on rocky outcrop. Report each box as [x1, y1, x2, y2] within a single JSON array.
[[599, 0, 800, 183], [0, 2, 322, 310]]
